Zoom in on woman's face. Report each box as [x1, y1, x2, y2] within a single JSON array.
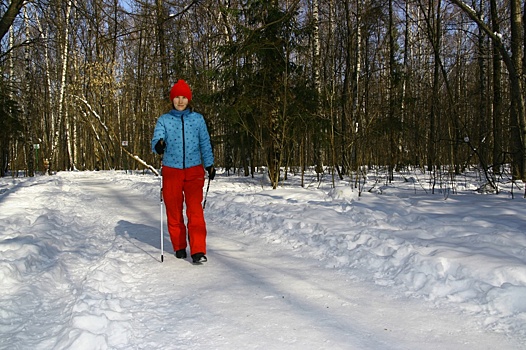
[[173, 96, 189, 111]]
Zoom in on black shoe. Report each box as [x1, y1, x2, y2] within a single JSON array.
[[175, 249, 187, 259], [191, 253, 207, 264]]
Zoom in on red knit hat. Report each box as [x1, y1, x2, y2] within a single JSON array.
[[170, 80, 192, 102]]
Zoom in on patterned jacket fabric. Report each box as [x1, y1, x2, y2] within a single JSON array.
[[151, 108, 214, 169]]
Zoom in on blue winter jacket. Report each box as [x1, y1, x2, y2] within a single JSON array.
[[151, 108, 214, 169]]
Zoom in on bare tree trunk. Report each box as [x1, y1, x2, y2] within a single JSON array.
[[401, 0, 410, 162], [490, 0, 503, 174], [524, 0, 526, 83], [50, 0, 73, 171], [476, 1, 488, 171], [156, 0, 169, 97], [426, 0, 442, 173], [388, 0, 396, 181], [23, 8, 34, 176], [312, 0, 323, 177], [325, 0, 339, 185], [450, 0, 526, 180], [0, 0, 25, 42], [34, 10, 53, 155], [352, 0, 363, 174], [66, 108, 75, 170], [341, 0, 354, 176], [509, 0, 525, 179]]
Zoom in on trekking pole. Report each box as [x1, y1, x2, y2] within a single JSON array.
[[203, 176, 211, 209], [160, 169, 164, 263], [159, 141, 164, 263]]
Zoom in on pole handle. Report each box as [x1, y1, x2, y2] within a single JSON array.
[[203, 176, 211, 209]]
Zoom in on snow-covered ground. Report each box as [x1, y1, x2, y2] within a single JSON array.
[[1, 168, 525, 349]]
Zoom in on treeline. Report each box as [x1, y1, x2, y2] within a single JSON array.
[[0, 0, 525, 189]]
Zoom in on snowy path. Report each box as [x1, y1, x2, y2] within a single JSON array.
[[0, 172, 523, 349]]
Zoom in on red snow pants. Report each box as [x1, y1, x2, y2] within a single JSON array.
[[162, 165, 207, 255]]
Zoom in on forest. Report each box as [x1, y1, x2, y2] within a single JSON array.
[[0, 0, 525, 190]]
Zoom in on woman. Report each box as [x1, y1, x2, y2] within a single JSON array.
[[151, 80, 215, 264]]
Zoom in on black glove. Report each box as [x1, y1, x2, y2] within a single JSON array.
[[206, 165, 216, 180], [155, 139, 165, 155]]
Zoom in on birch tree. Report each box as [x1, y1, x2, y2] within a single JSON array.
[[312, 0, 323, 177], [49, 0, 73, 171]]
